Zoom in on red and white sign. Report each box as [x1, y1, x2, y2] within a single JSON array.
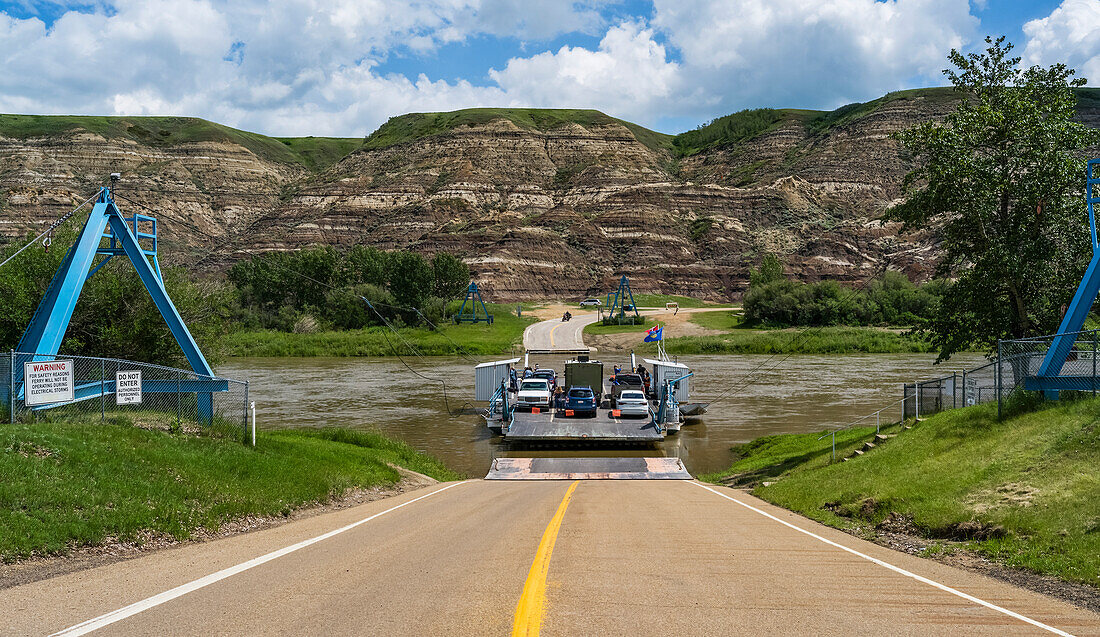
[[24, 360, 74, 406]]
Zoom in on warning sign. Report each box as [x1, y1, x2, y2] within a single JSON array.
[[24, 360, 74, 406], [116, 370, 142, 405]]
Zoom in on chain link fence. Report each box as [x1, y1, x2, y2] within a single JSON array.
[[901, 330, 1100, 422], [997, 330, 1100, 415], [1, 351, 248, 440], [902, 360, 999, 421]]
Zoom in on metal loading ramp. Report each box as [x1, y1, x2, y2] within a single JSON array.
[[504, 411, 664, 443], [485, 457, 691, 480]]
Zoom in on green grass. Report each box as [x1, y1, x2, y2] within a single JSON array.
[[661, 326, 934, 355], [363, 108, 673, 154], [687, 309, 744, 331], [672, 108, 819, 156], [227, 305, 534, 357], [629, 294, 726, 309], [699, 426, 884, 485], [0, 415, 460, 561], [583, 317, 655, 335], [0, 114, 361, 172], [708, 398, 1100, 585], [274, 136, 364, 171]]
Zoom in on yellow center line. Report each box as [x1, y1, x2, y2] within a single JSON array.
[[548, 321, 562, 348], [513, 480, 580, 637]]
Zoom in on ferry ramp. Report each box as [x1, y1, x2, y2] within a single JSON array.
[[8, 480, 1099, 636]]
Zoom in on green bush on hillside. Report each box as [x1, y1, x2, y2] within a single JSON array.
[[743, 255, 945, 327]]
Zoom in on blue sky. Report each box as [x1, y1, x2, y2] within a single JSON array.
[[1, 1, 1098, 136]]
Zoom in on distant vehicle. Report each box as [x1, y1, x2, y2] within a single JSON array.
[[516, 379, 552, 410], [579, 298, 602, 307], [565, 386, 597, 417], [610, 373, 644, 407], [531, 368, 557, 389], [615, 390, 649, 418]]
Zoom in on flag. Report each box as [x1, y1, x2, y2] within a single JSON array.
[[644, 325, 663, 342]]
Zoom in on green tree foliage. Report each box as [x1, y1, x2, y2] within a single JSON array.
[[673, 108, 784, 156], [0, 229, 231, 366], [888, 37, 1098, 360], [229, 246, 469, 331], [744, 270, 945, 327], [431, 252, 470, 300], [749, 253, 784, 288]]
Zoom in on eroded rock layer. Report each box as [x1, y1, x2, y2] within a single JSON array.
[[4, 91, 1100, 301]]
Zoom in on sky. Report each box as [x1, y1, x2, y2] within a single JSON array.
[[1, 0, 1099, 137]]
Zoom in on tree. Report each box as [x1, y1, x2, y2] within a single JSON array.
[[386, 251, 434, 309], [431, 252, 470, 301], [888, 36, 1097, 361], [748, 253, 784, 288]]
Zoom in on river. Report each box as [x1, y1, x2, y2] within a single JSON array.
[[218, 352, 987, 478]]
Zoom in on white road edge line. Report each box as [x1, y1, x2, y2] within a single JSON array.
[[51, 480, 472, 637], [689, 482, 1074, 637]]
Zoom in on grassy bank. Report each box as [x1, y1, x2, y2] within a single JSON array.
[[663, 326, 934, 355], [630, 294, 726, 309], [707, 399, 1100, 585], [227, 307, 534, 357], [583, 317, 654, 335], [0, 415, 459, 561]]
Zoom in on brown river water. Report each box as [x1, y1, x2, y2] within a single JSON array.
[[218, 352, 987, 478]]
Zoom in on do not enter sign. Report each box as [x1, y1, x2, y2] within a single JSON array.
[[116, 370, 142, 405]]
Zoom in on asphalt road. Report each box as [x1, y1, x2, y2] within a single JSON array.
[[7, 480, 1099, 636], [523, 311, 600, 351]]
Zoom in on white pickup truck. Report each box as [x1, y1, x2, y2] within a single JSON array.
[[516, 378, 552, 410]]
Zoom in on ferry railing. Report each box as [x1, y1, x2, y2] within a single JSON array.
[[648, 403, 663, 434]]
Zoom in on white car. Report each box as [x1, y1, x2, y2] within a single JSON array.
[[579, 298, 602, 307], [615, 390, 650, 418], [516, 378, 552, 410]]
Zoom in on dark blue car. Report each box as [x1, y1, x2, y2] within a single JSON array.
[[565, 386, 597, 417]]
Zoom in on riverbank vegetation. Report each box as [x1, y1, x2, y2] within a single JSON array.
[[0, 415, 459, 561], [707, 397, 1100, 585], [226, 302, 531, 357], [744, 256, 946, 328], [0, 235, 532, 362], [660, 326, 934, 355]]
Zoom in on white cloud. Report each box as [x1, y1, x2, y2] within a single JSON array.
[[651, 0, 977, 113], [488, 21, 684, 125], [0, 0, 615, 136], [1022, 0, 1100, 84], [8, 0, 1076, 139]]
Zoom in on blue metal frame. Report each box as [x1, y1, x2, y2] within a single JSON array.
[[1034, 159, 1100, 396], [13, 187, 218, 421], [608, 275, 639, 320], [454, 281, 494, 324]]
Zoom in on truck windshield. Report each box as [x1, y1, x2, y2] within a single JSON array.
[[520, 381, 548, 392]]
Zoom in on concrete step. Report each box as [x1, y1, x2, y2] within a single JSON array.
[[874, 434, 894, 443], [861, 442, 876, 452], [852, 449, 864, 456]]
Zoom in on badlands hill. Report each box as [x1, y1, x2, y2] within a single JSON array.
[[4, 88, 1100, 300]]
